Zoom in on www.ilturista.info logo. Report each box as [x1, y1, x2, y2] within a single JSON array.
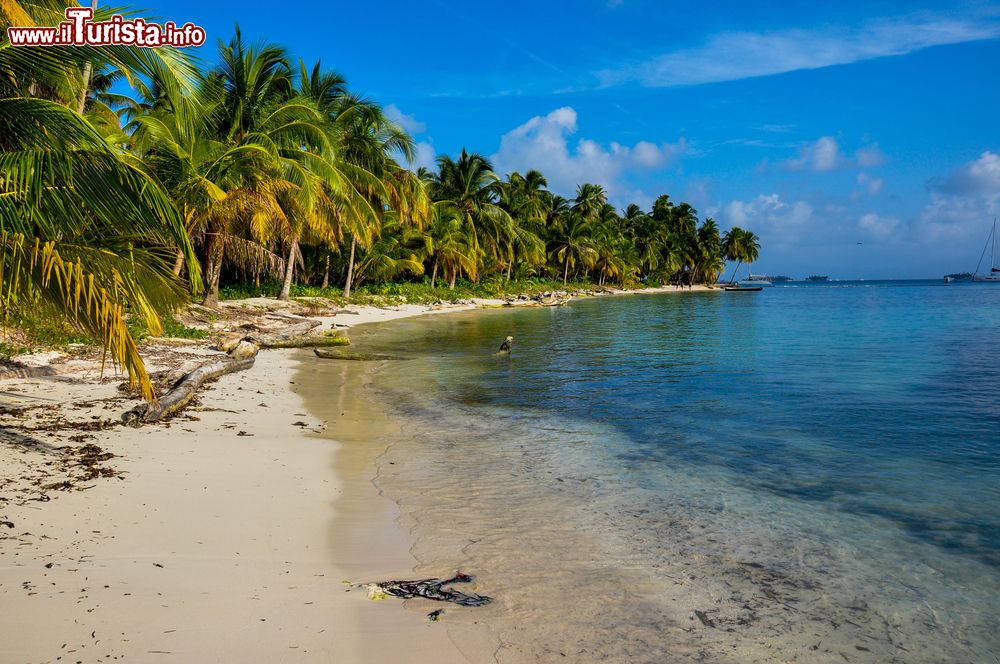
[[6, 7, 205, 47]]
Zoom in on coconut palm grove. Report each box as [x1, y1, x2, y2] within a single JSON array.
[[0, 4, 760, 398]]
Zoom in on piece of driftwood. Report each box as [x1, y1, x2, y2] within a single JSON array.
[[122, 352, 257, 426], [123, 319, 338, 426], [313, 349, 409, 361], [245, 320, 321, 347], [364, 573, 491, 607], [493, 336, 513, 355], [258, 331, 350, 349]]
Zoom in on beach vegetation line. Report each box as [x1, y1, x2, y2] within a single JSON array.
[[0, 3, 761, 400]]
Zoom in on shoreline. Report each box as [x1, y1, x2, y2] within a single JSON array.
[[0, 284, 711, 662]]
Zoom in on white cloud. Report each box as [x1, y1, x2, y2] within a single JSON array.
[[929, 150, 1000, 197], [858, 212, 899, 240], [598, 14, 1000, 88], [785, 136, 840, 171], [410, 141, 437, 172], [917, 152, 1000, 243], [721, 194, 814, 246], [855, 144, 887, 168], [781, 137, 887, 172], [857, 172, 884, 195], [384, 104, 426, 135], [491, 107, 686, 202]]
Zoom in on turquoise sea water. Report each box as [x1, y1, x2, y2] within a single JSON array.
[[353, 281, 1000, 662]]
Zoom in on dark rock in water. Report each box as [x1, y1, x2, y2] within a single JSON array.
[[428, 609, 443, 621], [365, 572, 491, 607]]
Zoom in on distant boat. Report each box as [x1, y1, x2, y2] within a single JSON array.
[[742, 273, 773, 286], [972, 219, 1000, 283], [806, 275, 829, 282], [724, 285, 763, 292]]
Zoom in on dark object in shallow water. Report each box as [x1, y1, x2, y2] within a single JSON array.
[[367, 572, 491, 607], [428, 609, 443, 621], [313, 349, 410, 361], [493, 336, 514, 356]]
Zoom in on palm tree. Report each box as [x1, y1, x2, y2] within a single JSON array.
[[498, 170, 547, 279], [426, 202, 480, 289], [0, 99, 199, 401], [694, 218, 723, 284], [552, 213, 597, 285], [722, 227, 760, 284], [430, 150, 513, 278], [1, 2, 202, 400], [332, 95, 426, 298]]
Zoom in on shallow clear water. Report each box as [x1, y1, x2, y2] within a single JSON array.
[[350, 282, 1000, 663]]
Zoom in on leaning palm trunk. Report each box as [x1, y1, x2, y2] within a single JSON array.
[[728, 259, 743, 285], [278, 239, 298, 301], [563, 254, 570, 286], [321, 254, 330, 289], [343, 235, 357, 299], [430, 257, 439, 289]]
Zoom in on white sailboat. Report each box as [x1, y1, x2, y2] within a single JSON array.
[[973, 219, 1000, 283], [742, 273, 773, 286]]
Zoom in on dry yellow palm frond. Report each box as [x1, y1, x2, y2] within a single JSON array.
[[0, 232, 154, 401]]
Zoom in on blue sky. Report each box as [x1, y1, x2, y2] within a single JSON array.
[[133, 0, 999, 278]]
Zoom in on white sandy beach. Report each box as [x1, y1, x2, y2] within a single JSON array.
[[0, 286, 709, 663]]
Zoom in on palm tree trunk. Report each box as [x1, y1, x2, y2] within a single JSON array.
[[430, 257, 439, 289], [278, 239, 298, 301], [449, 268, 456, 290], [321, 253, 330, 289], [202, 235, 222, 307], [343, 235, 357, 299], [172, 248, 185, 277], [563, 254, 570, 286], [728, 259, 743, 285], [506, 261, 512, 282], [75, 1, 97, 115]]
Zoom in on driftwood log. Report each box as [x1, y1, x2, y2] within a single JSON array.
[[123, 318, 344, 426], [245, 320, 320, 347], [122, 353, 258, 426], [313, 349, 409, 361], [257, 332, 350, 349]]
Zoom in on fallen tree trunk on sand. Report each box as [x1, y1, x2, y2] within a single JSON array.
[[314, 349, 409, 361], [124, 319, 344, 426], [122, 353, 258, 426], [256, 331, 350, 349], [245, 320, 321, 347]]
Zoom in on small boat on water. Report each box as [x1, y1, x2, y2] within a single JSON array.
[[972, 219, 1000, 283], [743, 273, 773, 286], [724, 285, 763, 292]]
